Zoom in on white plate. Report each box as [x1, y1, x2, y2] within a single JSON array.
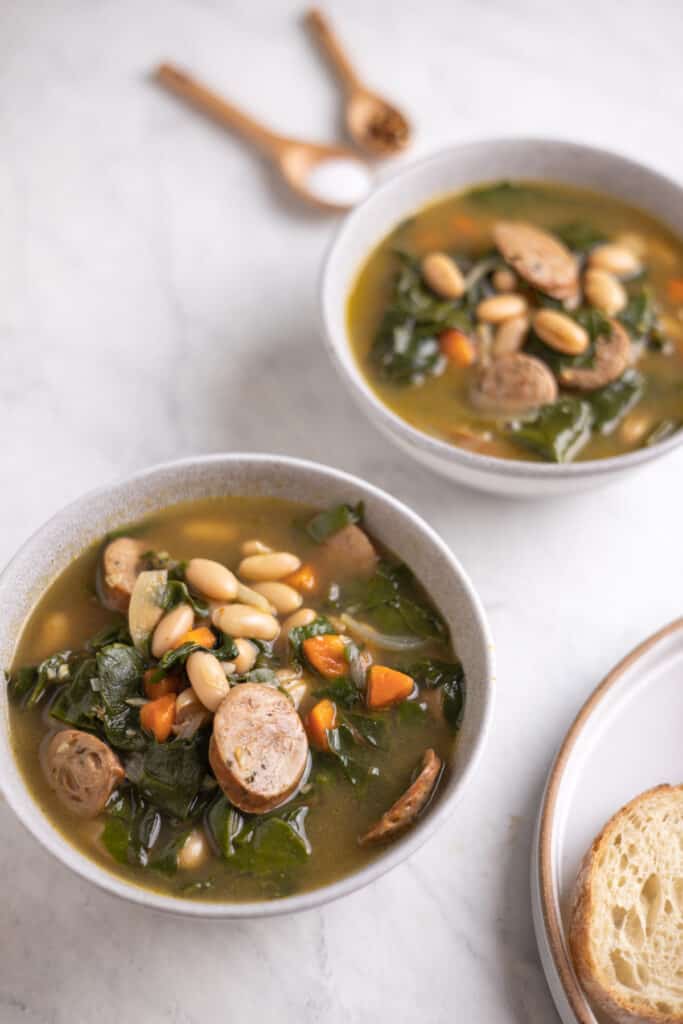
[[531, 618, 683, 1024]]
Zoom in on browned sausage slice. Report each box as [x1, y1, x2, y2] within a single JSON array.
[[494, 220, 579, 300], [316, 524, 377, 582], [42, 729, 124, 818], [559, 318, 631, 390], [359, 748, 443, 845], [209, 683, 309, 814], [100, 537, 147, 612], [471, 353, 558, 415]]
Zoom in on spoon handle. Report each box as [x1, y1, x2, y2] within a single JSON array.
[[155, 63, 287, 159], [305, 9, 361, 92]]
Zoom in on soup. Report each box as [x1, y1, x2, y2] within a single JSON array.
[[347, 180, 683, 462], [6, 496, 463, 902]]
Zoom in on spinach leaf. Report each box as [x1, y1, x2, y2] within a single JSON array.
[[510, 398, 593, 463], [162, 579, 209, 618], [207, 796, 311, 875], [97, 644, 146, 751], [102, 786, 188, 871], [51, 657, 100, 729], [553, 221, 607, 253], [343, 562, 445, 641], [344, 711, 388, 749], [125, 735, 208, 819], [619, 288, 657, 339], [314, 677, 361, 708], [306, 502, 363, 543], [410, 658, 465, 691], [586, 370, 644, 434], [289, 616, 336, 659], [326, 723, 377, 786]]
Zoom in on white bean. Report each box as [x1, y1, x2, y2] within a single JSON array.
[[250, 581, 302, 615], [240, 539, 272, 556], [420, 252, 465, 299], [476, 294, 528, 323], [238, 552, 301, 582], [281, 607, 317, 635], [186, 650, 230, 712], [177, 828, 209, 870], [492, 315, 529, 357], [235, 581, 275, 614], [583, 268, 627, 316], [533, 309, 589, 355], [589, 243, 642, 279], [233, 638, 258, 674], [151, 603, 194, 658], [185, 558, 237, 601], [212, 603, 280, 641]]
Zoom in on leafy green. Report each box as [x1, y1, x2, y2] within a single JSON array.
[[306, 502, 363, 543], [443, 675, 465, 729], [97, 644, 146, 751], [510, 398, 593, 463], [314, 676, 361, 708], [102, 786, 189, 871], [148, 632, 238, 683], [125, 734, 208, 819], [464, 181, 547, 207], [326, 722, 380, 786], [410, 658, 465, 690], [8, 650, 74, 709], [289, 616, 336, 659], [586, 370, 644, 434], [86, 620, 131, 651], [50, 657, 99, 729], [344, 712, 388, 749], [553, 221, 607, 253], [397, 700, 428, 725], [208, 796, 311, 875], [342, 562, 445, 641], [162, 579, 209, 618], [619, 288, 657, 339]]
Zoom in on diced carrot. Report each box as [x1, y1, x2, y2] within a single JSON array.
[[440, 328, 476, 367], [303, 634, 348, 679], [140, 693, 176, 742], [284, 563, 318, 594], [414, 229, 444, 250], [451, 213, 481, 238], [366, 665, 414, 709], [143, 668, 181, 700], [667, 278, 683, 304], [174, 626, 216, 650], [305, 699, 337, 751]]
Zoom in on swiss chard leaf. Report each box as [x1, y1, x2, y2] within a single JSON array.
[[586, 369, 644, 434], [208, 796, 311, 875], [342, 562, 446, 641], [618, 288, 657, 339], [125, 734, 208, 819], [510, 398, 594, 463], [50, 657, 100, 729], [326, 723, 377, 786], [306, 502, 363, 543], [409, 658, 465, 690], [8, 650, 75, 710], [102, 786, 188, 871], [97, 644, 146, 751]]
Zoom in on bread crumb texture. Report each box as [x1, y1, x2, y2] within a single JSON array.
[[569, 785, 683, 1024]]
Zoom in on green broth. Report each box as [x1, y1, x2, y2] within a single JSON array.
[[8, 496, 459, 902], [347, 180, 683, 462]]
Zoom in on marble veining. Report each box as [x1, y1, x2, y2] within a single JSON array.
[[1, 0, 682, 1021]]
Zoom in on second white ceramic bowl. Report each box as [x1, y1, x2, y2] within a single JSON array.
[[320, 139, 683, 498], [0, 453, 494, 917]]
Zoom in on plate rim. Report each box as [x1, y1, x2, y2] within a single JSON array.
[[535, 616, 683, 1024]]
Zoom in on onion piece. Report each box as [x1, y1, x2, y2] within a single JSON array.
[[339, 613, 427, 652]]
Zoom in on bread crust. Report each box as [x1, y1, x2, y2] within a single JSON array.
[[569, 784, 683, 1024]]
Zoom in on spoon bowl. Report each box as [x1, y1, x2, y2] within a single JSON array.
[[345, 89, 411, 157]]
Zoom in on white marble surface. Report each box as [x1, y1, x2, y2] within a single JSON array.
[[1, 1, 682, 1021]]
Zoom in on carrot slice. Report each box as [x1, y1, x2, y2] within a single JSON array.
[[667, 278, 683, 304], [174, 626, 216, 650], [366, 665, 414, 709], [284, 563, 317, 594], [303, 634, 348, 679], [140, 693, 176, 742], [305, 699, 337, 751], [440, 328, 476, 367], [143, 669, 180, 700]]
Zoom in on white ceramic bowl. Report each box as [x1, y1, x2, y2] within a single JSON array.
[[320, 138, 683, 498], [0, 453, 494, 918]]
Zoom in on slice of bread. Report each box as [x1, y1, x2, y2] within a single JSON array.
[[569, 785, 683, 1024]]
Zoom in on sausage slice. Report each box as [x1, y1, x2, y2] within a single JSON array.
[[316, 524, 377, 582], [42, 729, 124, 818], [471, 353, 558, 415], [493, 220, 579, 300], [209, 683, 309, 813], [559, 318, 631, 390], [359, 748, 442, 845], [100, 537, 147, 612]]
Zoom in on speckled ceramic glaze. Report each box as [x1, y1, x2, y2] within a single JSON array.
[[0, 453, 494, 918], [320, 139, 683, 498]]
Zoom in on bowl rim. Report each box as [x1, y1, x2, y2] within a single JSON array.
[[319, 136, 683, 480], [0, 452, 495, 918]]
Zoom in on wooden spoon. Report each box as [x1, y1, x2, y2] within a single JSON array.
[[155, 63, 372, 212], [305, 8, 411, 157]]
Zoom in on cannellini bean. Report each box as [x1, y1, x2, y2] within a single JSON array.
[[492, 314, 529, 357], [240, 539, 272, 557], [533, 309, 589, 355], [187, 651, 231, 712], [588, 243, 642, 279], [420, 252, 465, 299], [177, 828, 209, 870], [281, 607, 317, 635], [476, 294, 528, 324], [250, 581, 302, 615], [151, 603, 194, 658], [212, 603, 280, 641], [238, 552, 301, 582], [584, 268, 627, 316], [232, 638, 258, 674], [185, 558, 237, 601], [619, 410, 653, 446], [492, 267, 517, 292], [235, 581, 275, 614]]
